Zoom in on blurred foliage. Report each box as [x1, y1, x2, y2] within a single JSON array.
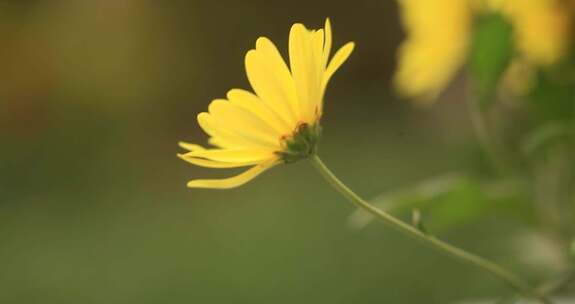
[[522, 122, 575, 157], [350, 175, 535, 233], [528, 65, 575, 123], [470, 13, 514, 108], [1, 0, 575, 303]]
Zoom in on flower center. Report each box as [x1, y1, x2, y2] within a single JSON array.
[[277, 123, 322, 163]]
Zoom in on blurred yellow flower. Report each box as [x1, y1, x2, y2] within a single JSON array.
[[494, 0, 571, 66], [394, 0, 572, 102], [178, 19, 354, 189], [394, 0, 474, 102]]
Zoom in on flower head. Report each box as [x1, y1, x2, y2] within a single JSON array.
[[179, 19, 354, 189], [394, 0, 572, 102], [394, 0, 474, 102], [492, 0, 571, 66]]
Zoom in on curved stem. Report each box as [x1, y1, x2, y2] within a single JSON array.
[[309, 155, 551, 304]]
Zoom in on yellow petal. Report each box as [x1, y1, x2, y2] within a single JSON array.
[[502, 0, 570, 66], [197, 112, 257, 149], [321, 42, 355, 99], [307, 29, 326, 122], [256, 37, 299, 118], [208, 137, 229, 148], [245, 41, 297, 127], [177, 153, 259, 168], [313, 29, 325, 71], [226, 89, 292, 135], [394, 0, 472, 101], [289, 23, 318, 123], [178, 142, 206, 152], [187, 158, 280, 189], [185, 148, 274, 163], [208, 99, 281, 148], [323, 18, 333, 67]]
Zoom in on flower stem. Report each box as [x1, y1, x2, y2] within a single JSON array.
[[309, 155, 551, 304]]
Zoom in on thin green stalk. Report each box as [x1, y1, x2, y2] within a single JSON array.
[[309, 155, 550, 304]]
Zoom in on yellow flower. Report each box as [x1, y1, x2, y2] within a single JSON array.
[[394, 0, 572, 102], [494, 0, 571, 66], [394, 0, 474, 102], [178, 19, 354, 189]]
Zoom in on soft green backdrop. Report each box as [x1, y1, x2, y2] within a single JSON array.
[[0, 1, 549, 303]]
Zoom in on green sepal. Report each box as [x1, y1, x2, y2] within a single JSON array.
[[278, 123, 322, 163]]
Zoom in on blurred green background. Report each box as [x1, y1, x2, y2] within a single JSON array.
[[0, 1, 555, 303]]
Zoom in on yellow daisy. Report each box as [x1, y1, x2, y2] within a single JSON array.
[[178, 19, 354, 189], [394, 0, 474, 102]]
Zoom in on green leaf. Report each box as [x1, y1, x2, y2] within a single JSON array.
[[470, 13, 514, 108], [521, 122, 575, 157], [528, 67, 575, 123], [349, 174, 535, 233]]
